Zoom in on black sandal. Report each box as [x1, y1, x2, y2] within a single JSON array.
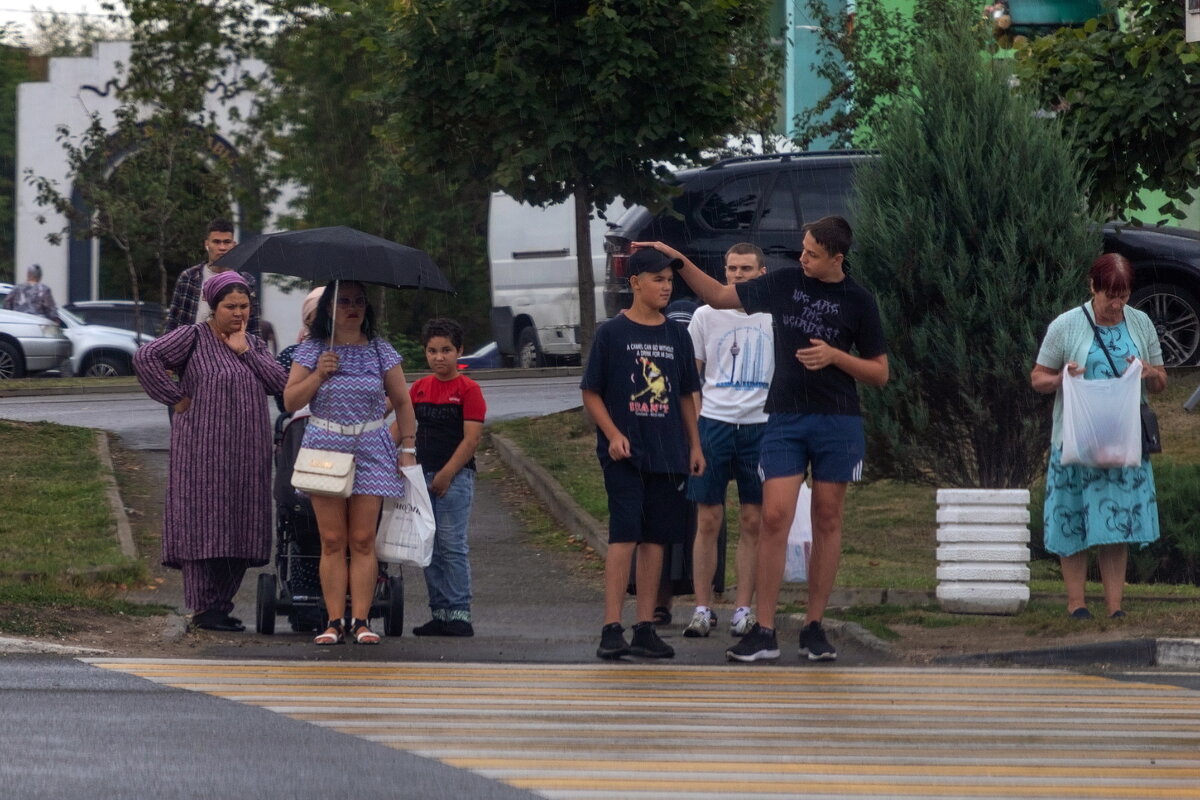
[[349, 618, 380, 645], [653, 606, 672, 626]]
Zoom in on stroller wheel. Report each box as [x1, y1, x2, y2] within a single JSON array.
[[383, 573, 404, 637], [256, 573, 278, 635]]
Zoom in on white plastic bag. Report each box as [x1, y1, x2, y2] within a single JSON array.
[[784, 483, 813, 583], [1060, 358, 1142, 469], [376, 464, 436, 567]]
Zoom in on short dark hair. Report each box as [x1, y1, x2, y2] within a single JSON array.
[[725, 242, 766, 269], [308, 281, 377, 342], [206, 218, 235, 236], [1089, 253, 1133, 296], [421, 317, 464, 349], [803, 215, 853, 258]]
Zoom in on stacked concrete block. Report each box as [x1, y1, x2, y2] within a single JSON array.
[[935, 488, 1031, 615]]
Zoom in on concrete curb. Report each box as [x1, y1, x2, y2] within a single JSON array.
[[94, 430, 138, 559], [489, 432, 609, 558], [0, 635, 108, 655], [934, 637, 1200, 668]]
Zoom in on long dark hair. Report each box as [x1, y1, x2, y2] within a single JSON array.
[[308, 281, 377, 342]]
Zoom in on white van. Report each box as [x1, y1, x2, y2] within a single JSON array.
[[488, 192, 625, 367]]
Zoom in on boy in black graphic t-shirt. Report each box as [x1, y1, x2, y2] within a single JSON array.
[[581, 249, 704, 661], [635, 216, 888, 664]]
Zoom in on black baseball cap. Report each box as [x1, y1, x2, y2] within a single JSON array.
[[628, 248, 681, 275]]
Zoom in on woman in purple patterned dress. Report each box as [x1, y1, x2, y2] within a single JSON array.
[[134, 272, 288, 632], [284, 281, 418, 645]]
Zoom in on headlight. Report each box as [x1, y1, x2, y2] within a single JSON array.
[[40, 325, 64, 337]]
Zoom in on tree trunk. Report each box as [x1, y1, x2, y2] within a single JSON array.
[[573, 183, 596, 370]]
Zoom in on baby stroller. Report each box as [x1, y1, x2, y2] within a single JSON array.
[[255, 410, 404, 636]]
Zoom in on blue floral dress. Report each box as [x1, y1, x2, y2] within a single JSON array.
[[1042, 320, 1159, 557], [294, 338, 407, 498]]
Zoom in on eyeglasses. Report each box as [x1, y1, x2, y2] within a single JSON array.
[[335, 297, 368, 308]]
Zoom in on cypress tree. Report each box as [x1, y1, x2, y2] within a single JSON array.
[[853, 3, 1099, 488]]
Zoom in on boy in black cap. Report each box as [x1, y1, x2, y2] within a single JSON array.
[[581, 248, 705, 660]]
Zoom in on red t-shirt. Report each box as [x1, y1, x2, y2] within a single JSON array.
[[409, 374, 487, 472]]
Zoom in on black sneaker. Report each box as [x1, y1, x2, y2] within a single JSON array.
[[596, 622, 630, 660], [798, 620, 838, 661], [413, 619, 447, 636], [630, 621, 675, 658], [725, 623, 780, 662], [442, 619, 475, 637]]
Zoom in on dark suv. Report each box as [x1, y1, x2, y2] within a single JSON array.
[[603, 151, 1200, 366]]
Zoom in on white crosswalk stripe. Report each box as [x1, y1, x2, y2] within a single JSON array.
[[86, 659, 1200, 799]]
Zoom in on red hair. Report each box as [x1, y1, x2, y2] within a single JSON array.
[[1089, 253, 1133, 296]]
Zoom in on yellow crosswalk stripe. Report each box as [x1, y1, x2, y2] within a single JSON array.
[[86, 659, 1200, 799]]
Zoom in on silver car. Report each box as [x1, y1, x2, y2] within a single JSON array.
[[0, 307, 71, 379], [57, 306, 153, 377]]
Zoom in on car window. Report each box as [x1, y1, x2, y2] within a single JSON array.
[[757, 175, 801, 231], [697, 174, 768, 231], [796, 166, 854, 224]]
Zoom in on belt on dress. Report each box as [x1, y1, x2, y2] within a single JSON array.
[[307, 416, 388, 436]]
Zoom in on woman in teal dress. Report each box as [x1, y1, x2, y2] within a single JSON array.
[[1031, 253, 1167, 619]]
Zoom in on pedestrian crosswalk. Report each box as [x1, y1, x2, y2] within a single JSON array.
[[86, 659, 1200, 799]]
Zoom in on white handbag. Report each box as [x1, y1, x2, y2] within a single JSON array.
[[376, 464, 436, 567], [784, 482, 813, 583], [291, 447, 355, 498]]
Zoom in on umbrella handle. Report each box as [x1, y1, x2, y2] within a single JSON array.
[[329, 279, 338, 350]]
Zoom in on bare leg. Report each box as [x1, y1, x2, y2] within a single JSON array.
[[805, 481, 848, 623], [311, 494, 350, 623], [734, 502, 761, 610], [755, 474, 805, 629], [346, 494, 383, 620], [1060, 551, 1089, 613], [1096, 544, 1128, 615], [603, 542, 637, 625], [692, 503, 725, 609], [635, 543, 665, 623]]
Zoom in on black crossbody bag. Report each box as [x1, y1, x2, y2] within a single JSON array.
[[1080, 305, 1162, 458]]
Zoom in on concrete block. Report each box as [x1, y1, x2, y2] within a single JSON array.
[[1156, 638, 1200, 668], [826, 588, 886, 608], [936, 563, 1030, 582], [937, 581, 1029, 615], [937, 525, 1030, 543], [936, 489, 1030, 505], [936, 544, 1032, 563], [936, 506, 1031, 524]]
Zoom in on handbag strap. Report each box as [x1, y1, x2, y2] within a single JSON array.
[[1080, 304, 1124, 377]]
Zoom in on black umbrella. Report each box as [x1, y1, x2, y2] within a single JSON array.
[[214, 225, 454, 294]]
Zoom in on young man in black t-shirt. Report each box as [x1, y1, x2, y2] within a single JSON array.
[[634, 216, 888, 663], [581, 249, 704, 661]]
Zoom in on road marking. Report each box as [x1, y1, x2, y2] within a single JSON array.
[[87, 660, 1200, 799]]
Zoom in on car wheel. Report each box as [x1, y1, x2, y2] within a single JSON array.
[[1131, 283, 1200, 367], [516, 326, 544, 368], [0, 340, 25, 380], [82, 355, 129, 378]]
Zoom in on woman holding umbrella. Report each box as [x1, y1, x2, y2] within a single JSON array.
[[284, 281, 418, 645]]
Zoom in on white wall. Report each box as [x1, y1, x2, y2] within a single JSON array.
[[14, 40, 301, 339]]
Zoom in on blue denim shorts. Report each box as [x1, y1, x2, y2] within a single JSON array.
[[601, 459, 689, 545], [687, 417, 765, 505], [758, 413, 865, 483]]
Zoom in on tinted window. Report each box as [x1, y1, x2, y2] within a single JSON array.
[[698, 174, 768, 231], [796, 166, 854, 224], [757, 176, 800, 231]]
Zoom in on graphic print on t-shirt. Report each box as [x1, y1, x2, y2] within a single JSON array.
[[781, 288, 842, 346], [713, 326, 771, 390], [627, 341, 679, 418]]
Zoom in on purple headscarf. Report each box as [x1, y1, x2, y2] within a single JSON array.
[[201, 271, 250, 307]]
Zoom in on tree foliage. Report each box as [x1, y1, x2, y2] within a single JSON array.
[[853, 4, 1100, 488], [0, 28, 33, 282], [377, 0, 781, 358], [1015, 0, 1200, 222]]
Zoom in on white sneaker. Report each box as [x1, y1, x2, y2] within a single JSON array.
[[730, 609, 757, 637], [683, 609, 712, 638]]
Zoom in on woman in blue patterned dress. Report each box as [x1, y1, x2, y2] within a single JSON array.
[[284, 281, 418, 644], [1031, 254, 1167, 619]]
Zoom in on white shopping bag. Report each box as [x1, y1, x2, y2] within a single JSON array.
[[376, 464, 436, 567], [1060, 359, 1142, 469], [784, 482, 813, 583]]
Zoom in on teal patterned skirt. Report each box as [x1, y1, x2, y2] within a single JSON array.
[[1042, 446, 1159, 557]]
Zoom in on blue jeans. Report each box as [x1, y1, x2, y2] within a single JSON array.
[[423, 468, 475, 617]]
